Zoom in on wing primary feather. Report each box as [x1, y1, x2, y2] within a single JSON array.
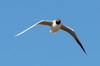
[[61, 24, 87, 55], [74, 36, 88, 56], [15, 20, 52, 37], [70, 32, 87, 55], [15, 22, 39, 37]]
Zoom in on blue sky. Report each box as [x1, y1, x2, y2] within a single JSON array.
[[0, 0, 100, 66]]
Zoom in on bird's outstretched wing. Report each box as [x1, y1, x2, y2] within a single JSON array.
[[60, 24, 87, 55], [15, 20, 52, 37]]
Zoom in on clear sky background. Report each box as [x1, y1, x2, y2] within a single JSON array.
[[0, 0, 100, 66]]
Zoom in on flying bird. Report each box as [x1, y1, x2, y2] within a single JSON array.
[[15, 19, 87, 55]]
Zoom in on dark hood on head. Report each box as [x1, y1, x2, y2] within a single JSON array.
[[56, 19, 61, 25]]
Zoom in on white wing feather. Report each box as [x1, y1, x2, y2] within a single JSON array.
[[15, 22, 40, 37]]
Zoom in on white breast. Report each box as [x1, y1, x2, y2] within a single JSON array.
[[50, 21, 61, 33]]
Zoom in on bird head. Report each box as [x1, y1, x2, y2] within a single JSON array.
[[56, 19, 61, 25]]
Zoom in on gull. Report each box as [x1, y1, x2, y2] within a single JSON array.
[[15, 19, 87, 55]]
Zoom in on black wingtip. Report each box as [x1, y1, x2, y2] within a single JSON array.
[[84, 52, 88, 56], [81, 46, 88, 56], [74, 37, 88, 56], [82, 48, 88, 56]]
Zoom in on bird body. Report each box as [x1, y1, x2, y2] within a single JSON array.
[[50, 20, 61, 33], [15, 19, 87, 55]]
